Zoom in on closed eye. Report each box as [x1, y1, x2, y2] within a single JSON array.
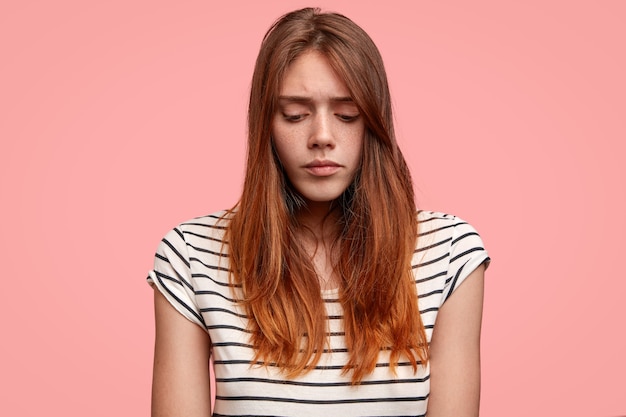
[[282, 113, 306, 122], [337, 114, 360, 122]]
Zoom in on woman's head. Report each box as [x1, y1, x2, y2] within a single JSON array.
[[271, 49, 365, 210], [245, 7, 405, 213]]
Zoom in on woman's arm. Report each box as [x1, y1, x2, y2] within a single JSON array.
[[151, 290, 212, 417], [426, 264, 486, 417]]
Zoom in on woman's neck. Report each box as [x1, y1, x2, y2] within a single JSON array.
[[296, 201, 339, 241], [295, 201, 341, 291]]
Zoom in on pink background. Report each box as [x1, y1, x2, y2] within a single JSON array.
[[1, 1, 624, 415]]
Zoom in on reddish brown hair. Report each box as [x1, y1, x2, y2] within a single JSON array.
[[225, 7, 427, 384]]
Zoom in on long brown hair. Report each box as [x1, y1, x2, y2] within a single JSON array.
[[225, 7, 428, 384]]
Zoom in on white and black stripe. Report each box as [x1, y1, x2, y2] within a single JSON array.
[[148, 210, 489, 417]]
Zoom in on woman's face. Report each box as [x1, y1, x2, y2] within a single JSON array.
[[272, 50, 365, 209]]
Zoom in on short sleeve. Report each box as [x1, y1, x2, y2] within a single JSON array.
[[147, 227, 207, 330], [441, 218, 490, 304]]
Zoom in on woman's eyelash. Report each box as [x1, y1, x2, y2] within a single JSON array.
[[283, 113, 304, 121], [337, 114, 359, 122]]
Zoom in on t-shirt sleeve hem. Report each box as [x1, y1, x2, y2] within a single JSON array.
[[441, 216, 490, 304], [147, 270, 207, 331]]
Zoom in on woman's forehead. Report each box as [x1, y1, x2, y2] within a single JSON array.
[[278, 50, 351, 99]]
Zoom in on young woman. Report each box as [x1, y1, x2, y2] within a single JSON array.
[[148, 8, 489, 417]]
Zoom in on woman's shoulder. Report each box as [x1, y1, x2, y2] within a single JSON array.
[[156, 210, 233, 252], [177, 209, 233, 230], [417, 210, 476, 235], [416, 209, 489, 259], [414, 210, 490, 305]]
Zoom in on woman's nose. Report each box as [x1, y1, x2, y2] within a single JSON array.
[[308, 114, 335, 149]]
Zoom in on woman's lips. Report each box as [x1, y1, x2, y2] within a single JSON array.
[[304, 160, 341, 176]]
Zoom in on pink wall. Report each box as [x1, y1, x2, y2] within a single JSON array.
[[1, 1, 624, 415]]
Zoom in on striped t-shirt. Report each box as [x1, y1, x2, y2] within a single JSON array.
[[147, 210, 489, 417]]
